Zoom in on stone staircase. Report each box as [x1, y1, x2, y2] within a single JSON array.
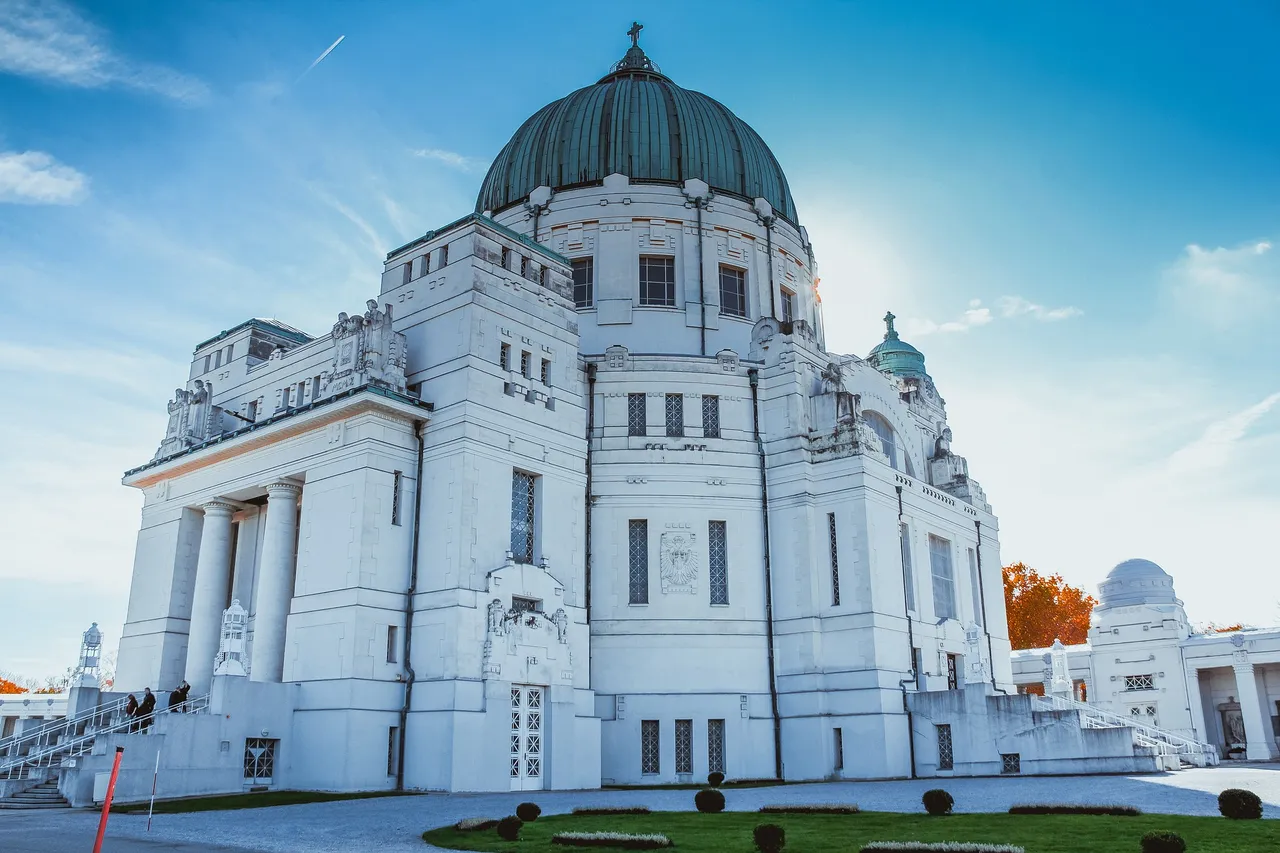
[[1032, 693, 1219, 768], [0, 779, 70, 810]]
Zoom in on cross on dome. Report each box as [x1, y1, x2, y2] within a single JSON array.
[[628, 21, 643, 48], [609, 21, 660, 76], [883, 311, 899, 340]]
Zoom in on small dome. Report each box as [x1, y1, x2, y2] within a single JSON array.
[[1097, 558, 1179, 608], [867, 312, 927, 379]]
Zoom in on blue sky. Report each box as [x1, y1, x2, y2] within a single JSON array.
[[2, 1, 1277, 680]]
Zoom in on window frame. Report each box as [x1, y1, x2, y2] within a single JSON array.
[[709, 520, 729, 606], [510, 471, 538, 564], [828, 512, 841, 606], [929, 534, 957, 620], [628, 519, 649, 604], [675, 719, 693, 774], [665, 393, 684, 438], [900, 522, 916, 612], [386, 625, 398, 663], [641, 719, 660, 775], [628, 393, 648, 437], [780, 287, 796, 323], [718, 264, 748, 318], [572, 257, 594, 309], [702, 394, 720, 438], [639, 255, 676, 308]]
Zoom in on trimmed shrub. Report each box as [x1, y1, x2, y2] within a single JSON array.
[[516, 801, 542, 822], [1140, 831, 1187, 853], [571, 806, 652, 816], [754, 823, 786, 853], [1218, 788, 1263, 820], [455, 817, 499, 831], [1008, 804, 1140, 816], [552, 832, 673, 849], [759, 803, 859, 814], [496, 815, 522, 841], [708, 771, 726, 787], [921, 788, 954, 816], [694, 787, 726, 813], [860, 844, 1024, 853]]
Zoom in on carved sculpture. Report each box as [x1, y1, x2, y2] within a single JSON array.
[[153, 380, 227, 460], [487, 599, 506, 636], [552, 609, 569, 644], [933, 427, 953, 459], [213, 600, 250, 677], [323, 299, 408, 396], [660, 531, 698, 593]]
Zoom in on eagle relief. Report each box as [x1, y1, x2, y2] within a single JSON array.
[[659, 531, 698, 594]]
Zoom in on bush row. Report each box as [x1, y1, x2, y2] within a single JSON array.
[[1008, 804, 1140, 816], [759, 803, 860, 814], [551, 831, 673, 849]]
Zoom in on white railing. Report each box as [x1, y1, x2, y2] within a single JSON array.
[[1, 694, 209, 780], [1031, 693, 1218, 766], [0, 695, 131, 764]]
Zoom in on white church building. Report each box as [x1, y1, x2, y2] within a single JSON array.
[[5, 28, 1257, 807]]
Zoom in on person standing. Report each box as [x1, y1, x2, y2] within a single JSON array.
[[123, 694, 139, 733], [137, 687, 156, 732]]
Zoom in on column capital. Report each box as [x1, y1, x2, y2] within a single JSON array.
[[1232, 649, 1251, 669], [263, 479, 303, 497], [200, 499, 239, 516]]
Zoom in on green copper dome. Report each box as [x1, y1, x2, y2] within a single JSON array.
[[867, 312, 928, 379], [476, 26, 799, 225]]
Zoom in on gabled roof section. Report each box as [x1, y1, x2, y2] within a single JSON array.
[[195, 318, 314, 352]]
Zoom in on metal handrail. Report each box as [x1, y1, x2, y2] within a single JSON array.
[[1031, 694, 1214, 755], [0, 695, 130, 759]]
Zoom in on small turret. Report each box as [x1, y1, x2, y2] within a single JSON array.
[[867, 312, 928, 380]]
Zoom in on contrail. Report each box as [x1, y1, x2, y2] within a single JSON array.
[[298, 35, 345, 82]]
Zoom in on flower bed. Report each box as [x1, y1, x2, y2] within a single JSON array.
[[454, 817, 498, 831], [551, 831, 674, 849], [860, 844, 1025, 853], [571, 806, 652, 816], [1008, 804, 1140, 816], [759, 803, 860, 814]]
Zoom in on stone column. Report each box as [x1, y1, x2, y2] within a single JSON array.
[[250, 481, 302, 683], [185, 500, 238, 690], [1232, 653, 1278, 760], [1184, 665, 1208, 744]]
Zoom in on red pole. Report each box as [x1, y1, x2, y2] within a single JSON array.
[[93, 746, 125, 853]]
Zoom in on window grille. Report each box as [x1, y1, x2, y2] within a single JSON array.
[[828, 513, 841, 606], [709, 521, 728, 605], [702, 395, 720, 438], [1124, 674, 1155, 691], [641, 720, 660, 774], [628, 520, 649, 604], [968, 548, 982, 625], [719, 265, 747, 318], [540, 359, 550, 385], [675, 719, 692, 774], [243, 737, 278, 782], [707, 719, 725, 775], [936, 725, 953, 770], [500, 343, 510, 371], [511, 596, 540, 614], [386, 625, 398, 663], [520, 350, 531, 379], [391, 471, 403, 526], [510, 472, 536, 563], [1001, 753, 1021, 774], [834, 727, 844, 771], [929, 535, 956, 620], [501, 247, 510, 270], [628, 393, 647, 437], [387, 727, 399, 776], [900, 523, 916, 611], [639, 256, 676, 307], [947, 653, 959, 690], [520, 256, 530, 279], [780, 288, 796, 323], [665, 393, 684, 437], [572, 257, 594, 308]]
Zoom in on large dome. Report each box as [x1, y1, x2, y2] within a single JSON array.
[[476, 34, 799, 226], [1097, 558, 1180, 608]]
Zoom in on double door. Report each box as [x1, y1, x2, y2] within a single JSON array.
[[510, 685, 544, 791]]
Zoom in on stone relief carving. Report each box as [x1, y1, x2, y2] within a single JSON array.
[[154, 379, 230, 460], [552, 608, 569, 644], [660, 531, 698, 594], [323, 300, 408, 396], [487, 599, 506, 637]]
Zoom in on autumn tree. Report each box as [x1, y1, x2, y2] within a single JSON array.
[[0, 676, 27, 694], [1003, 562, 1097, 650]]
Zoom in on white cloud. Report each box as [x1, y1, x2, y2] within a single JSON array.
[[0, 150, 88, 204], [901, 295, 1079, 337], [995, 295, 1083, 321], [0, 0, 208, 103], [1167, 390, 1280, 476], [411, 147, 488, 172], [1166, 238, 1278, 329]]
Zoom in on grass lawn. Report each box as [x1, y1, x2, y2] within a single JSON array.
[[422, 811, 1278, 852], [119, 788, 420, 813]]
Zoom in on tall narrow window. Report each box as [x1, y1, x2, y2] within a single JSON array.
[[500, 343, 511, 371], [675, 719, 693, 774], [828, 513, 841, 606], [900, 523, 916, 612], [572, 257, 594, 308], [510, 471, 537, 564], [203, 354, 212, 373], [967, 548, 983, 626], [929, 535, 956, 620], [391, 471, 403, 526], [947, 653, 959, 689], [639, 256, 676, 307], [421, 252, 431, 275], [628, 520, 649, 604], [665, 393, 684, 437], [702, 395, 720, 438], [780, 287, 796, 323], [936, 724, 953, 770], [520, 351, 531, 379], [224, 344, 234, 364], [439, 243, 448, 266], [641, 720, 660, 774], [520, 256, 530, 279], [628, 393, 647, 437], [213, 350, 223, 369], [707, 719, 725, 775], [501, 246, 511, 270], [313, 375, 322, 399], [402, 262, 412, 285], [709, 521, 728, 605], [387, 727, 399, 776], [386, 625, 398, 663], [718, 265, 747, 318], [540, 358, 551, 385], [246, 400, 258, 422], [865, 412, 898, 470], [833, 728, 844, 771]]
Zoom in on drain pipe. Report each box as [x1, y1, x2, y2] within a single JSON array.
[[584, 363, 597, 684], [696, 201, 707, 356], [763, 216, 777, 319], [748, 369, 783, 780], [896, 485, 918, 778], [973, 519, 1004, 694], [396, 420, 426, 790]]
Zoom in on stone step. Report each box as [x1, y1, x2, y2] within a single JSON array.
[[0, 800, 70, 809], [12, 792, 66, 801]]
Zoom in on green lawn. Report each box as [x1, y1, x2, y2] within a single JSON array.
[[421, 811, 1278, 853], [120, 788, 420, 813]]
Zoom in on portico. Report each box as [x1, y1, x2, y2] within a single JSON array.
[[1184, 638, 1280, 761]]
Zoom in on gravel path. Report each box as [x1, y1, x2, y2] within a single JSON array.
[[0, 763, 1275, 853]]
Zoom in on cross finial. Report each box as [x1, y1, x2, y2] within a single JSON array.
[[628, 21, 643, 48], [883, 311, 898, 339]]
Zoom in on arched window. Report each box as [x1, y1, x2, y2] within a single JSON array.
[[864, 411, 915, 476]]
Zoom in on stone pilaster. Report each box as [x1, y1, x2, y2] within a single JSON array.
[[250, 481, 302, 683], [1232, 651, 1278, 760], [184, 500, 238, 690], [1184, 664, 1208, 746]]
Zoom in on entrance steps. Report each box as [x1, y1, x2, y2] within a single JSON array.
[[1032, 694, 1219, 768], [0, 779, 70, 810]]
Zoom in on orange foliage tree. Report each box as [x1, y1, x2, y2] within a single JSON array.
[[1003, 562, 1097, 651], [0, 677, 27, 694]]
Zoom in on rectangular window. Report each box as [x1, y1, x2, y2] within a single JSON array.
[[834, 727, 844, 771], [500, 343, 511, 371], [421, 252, 431, 276], [780, 287, 796, 323], [719, 265, 747, 318], [929, 535, 956, 620], [313, 375, 322, 399], [511, 595, 540, 613], [628, 519, 649, 604], [947, 653, 959, 690], [1001, 753, 1021, 774], [244, 737, 278, 782], [665, 393, 684, 437], [541, 358, 551, 385], [675, 719, 693, 774], [279, 386, 291, 410], [388, 727, 400, 776], [402, 262, 413, 285], [936, 724, 953, 770], [520, 350, 531, 379], [968, 548, 983, 626], [702, 395, 720, 438], [1124, 674, 1155, 691], [439, 243, 448, 266], [203, 354, 211, 373], [641, 720, 660, 774], [224, 344, 234, 364], [510, 471, 537, 564], [501, 246, 510, 270], [639, 256, 676, 307], [901, 523, 916, 612], [572, 257, 594, 308], [520, 256, 530, 279], [628, 393, 647, 437], [709, 521, 728, 605], [391, 471, 403, 526], [213, 350, 222, 369], [828, 512, 841, 606], [247, 400, 258, 422], [708, 719, 725, 775], [386, 625, 398, 663]]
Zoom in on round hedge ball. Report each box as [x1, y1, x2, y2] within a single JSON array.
[[695, 787, 726, 813]]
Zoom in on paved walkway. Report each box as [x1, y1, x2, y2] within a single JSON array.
[[1, 764, 1276, 853]]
